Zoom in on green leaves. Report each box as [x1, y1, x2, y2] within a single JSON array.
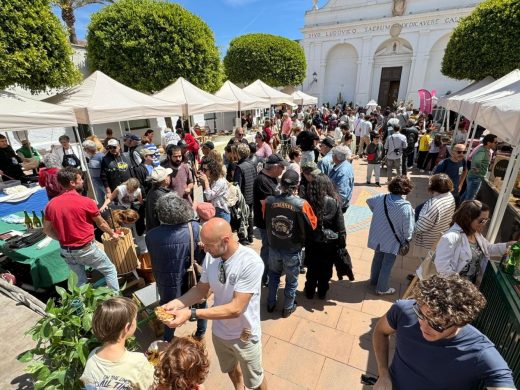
[[0, 0, 81, 92], [17, 273, 117, 389], [224, 33, 307, 87], [87, 0, 223, 93], [442, 0, 520, 81]]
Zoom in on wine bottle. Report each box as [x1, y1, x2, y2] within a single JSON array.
[[41, 210, 45, 223], [32, 211, 42, 228], [24, 211, 33, 229], [503, 241, 520, 274]]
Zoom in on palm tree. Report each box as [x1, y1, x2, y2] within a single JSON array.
[[52, 0, 113, 44]]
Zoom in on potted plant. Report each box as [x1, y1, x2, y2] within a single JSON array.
[[17, 273, 136, 389]]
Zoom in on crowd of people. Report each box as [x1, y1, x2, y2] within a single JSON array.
[[2, 104, 517, 389]]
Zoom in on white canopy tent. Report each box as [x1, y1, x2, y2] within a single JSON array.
[[438, 76, 495, 109], [243, 80, 294, 105], [154, 77, 237, 116], [0, 90, 77, 131], [290, 90, 318, 106], [215, 81, 270, 111], [44, 71, 183, 124]]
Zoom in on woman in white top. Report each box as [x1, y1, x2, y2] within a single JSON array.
[[100, 178, 142, 211], [432, 200, 514, 284], [413, 174, 456, 258], [288, 147, 302, 182], [254, 132, 272, 159], [198, 158, 230, 223]]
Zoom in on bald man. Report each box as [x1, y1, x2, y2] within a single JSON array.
[[160, 218, 267, 390]]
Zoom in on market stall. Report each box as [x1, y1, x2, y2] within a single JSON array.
[[243, 79, 294, 106], [290, 90, 318, 106], [215, 81, 270, 111]]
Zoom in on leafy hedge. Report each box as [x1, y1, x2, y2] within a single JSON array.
[[224, 33, 306, 87], [0, 0, 81, 92], [87, 0, 223, 93], [442, 0, 520, 80]]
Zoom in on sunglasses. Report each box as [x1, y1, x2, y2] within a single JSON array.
[[238, 133, 245, 137], [455, 150, 466, 154], [218, 260, 226, 284], [413, 303, 450, 333], [107, 146, 117, 150], [478, 218, 489, 225]]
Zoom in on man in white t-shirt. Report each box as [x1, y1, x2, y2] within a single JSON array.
[[160, 218, 267, 390]]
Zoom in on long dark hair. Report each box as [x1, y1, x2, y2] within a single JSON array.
[[306, 174, 341, 217]]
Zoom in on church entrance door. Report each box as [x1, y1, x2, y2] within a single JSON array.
[[378, 67, 402, 108]]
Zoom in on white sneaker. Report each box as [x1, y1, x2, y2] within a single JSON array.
[[376, 288, 396, 295]]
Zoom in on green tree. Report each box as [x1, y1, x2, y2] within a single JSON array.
[[0, 0, 82, 93], [52, 1, 113, 44], [87, 0, 223, 93], [442, 0, 520, 80], [224, 33, 307, 87]]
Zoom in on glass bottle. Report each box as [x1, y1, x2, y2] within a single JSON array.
[[40, 210, 45, 223], [32, 211, 42, 228], [23, 211, 33, 230], [503, 241, 520, 274]]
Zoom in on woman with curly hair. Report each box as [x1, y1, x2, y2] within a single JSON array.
[[304, 174, 353, 299], [155, 337, 209, 390], [367, 175, 415, 295], [197, 158, 230, 222]]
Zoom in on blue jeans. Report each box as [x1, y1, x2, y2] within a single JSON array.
[[215, 207, 231, 223], [60, 241, 119, 291], [267, 248, 300, 310], [461, 175, 482, 202], [91, 177, 106, 206], [370, 249, 397, 292], [258, 228, 269, 284]]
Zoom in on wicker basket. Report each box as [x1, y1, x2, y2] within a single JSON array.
[[102, 227, 139, 275]]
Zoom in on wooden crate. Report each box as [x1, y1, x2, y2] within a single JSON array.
[[102, 227, 139, 275]]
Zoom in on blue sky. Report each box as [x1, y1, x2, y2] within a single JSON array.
[[57, 0, 326, 55]]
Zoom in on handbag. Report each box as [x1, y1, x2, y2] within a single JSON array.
[[186, 222, 202, 290], [383, 194, 410, 256], [417, 231, 464, 280]]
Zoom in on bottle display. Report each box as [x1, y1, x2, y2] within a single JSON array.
[[32, 211, 42, 228], [24, 211, 33, 230], [503, 241, 520, 274]]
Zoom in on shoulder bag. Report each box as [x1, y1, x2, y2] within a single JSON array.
[[186, 222, 203, 290], [417, 231, 464, 280], [383, 194, 410, 256]]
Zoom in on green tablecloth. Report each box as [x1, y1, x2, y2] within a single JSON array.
[[0, 217, 70, 289]]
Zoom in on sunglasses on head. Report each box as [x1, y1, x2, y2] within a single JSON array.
[[413, 303, 450, 333]]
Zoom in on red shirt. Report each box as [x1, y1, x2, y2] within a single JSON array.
[[45, 190, 100, 247]]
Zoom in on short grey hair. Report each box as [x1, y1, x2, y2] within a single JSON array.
[[43, 153, 62, 168], [155, 193, 195, 225], [332, 145, 350, 162], [82, 140, 97, 151]]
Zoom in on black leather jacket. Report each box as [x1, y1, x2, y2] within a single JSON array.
[[308, 196, 346, 246], [265, 193, 317, 253]]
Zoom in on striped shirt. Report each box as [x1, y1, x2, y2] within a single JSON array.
[[414, 192, 456, 251], [367, 193, 415, 255]]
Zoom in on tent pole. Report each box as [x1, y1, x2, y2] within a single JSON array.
[[73, 126, 97, 204], [452, 113, 461, 146], [118, 122, 124, 138], [487, 145, 520, 243], [465, 121, 478, 156]]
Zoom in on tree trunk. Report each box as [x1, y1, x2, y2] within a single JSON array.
[[61, 5, 77, 44]]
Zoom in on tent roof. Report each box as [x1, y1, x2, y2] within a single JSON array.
[[44, 71, 183, 124], [476, 92, 520, 145], [0, 90, 77, 131], [243, 80, 294, 105], [154, 77, 237, 116], [440, 77, 495, 109], [291, 90, 318, 106], [456, 70, 520, 119], [215, 81, 270, 111]]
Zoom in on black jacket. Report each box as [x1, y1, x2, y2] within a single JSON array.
[[133, 163, 152, 194], [308, 196, 346, 246], [265, 193, 317, 252], [0, 146, 24, 181], [234, 158, 257, 204], [145, 186, 170, 231], [100, 153, 133, 191], [296, 130, 318, 151]]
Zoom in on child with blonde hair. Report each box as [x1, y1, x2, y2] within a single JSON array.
[[100, 177, 142, 211]]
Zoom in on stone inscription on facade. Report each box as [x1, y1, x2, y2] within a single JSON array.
[[306, 16, 463, 39]]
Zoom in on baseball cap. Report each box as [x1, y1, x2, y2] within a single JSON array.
[[266, 154, 289, 167], [124, 133, 140, 141], [321, 137, 335, 149], [151, 166, 172, 182], [281, 169, 299, 186], [107, 139, 119, 147], [140, 148, 154, 158], [301, 161, 321, 176], [202, 141, 215, 150]]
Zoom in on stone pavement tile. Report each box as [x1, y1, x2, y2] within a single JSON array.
[[263, 337, 325, 389], [262, 314, 301, 341], [292, 298, 343, 329], [347, 245, 365, 260], [361, 294, 396, 317], [290, 318, 355, 364], [336, 307, 378, 338], [315, 358, 371, 390], [265, 372, 307, 390], [352, 258, 373, 276], [327, 281, 366, 311], [348, 334, 380, 375]]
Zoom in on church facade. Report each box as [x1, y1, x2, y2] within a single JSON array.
[[301, 0, 482, 108]]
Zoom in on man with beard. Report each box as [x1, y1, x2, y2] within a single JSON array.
[[100, 139, 133, 197], [43, 167, 120, 291], [145, 166, 172, 231], [161, 144, 194, 205]]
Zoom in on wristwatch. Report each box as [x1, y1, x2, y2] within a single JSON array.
[[189, 307, 198, 322]]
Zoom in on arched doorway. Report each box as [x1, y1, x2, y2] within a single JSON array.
[[323, 44, 358, 106], [371, 38, 413, 108]]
